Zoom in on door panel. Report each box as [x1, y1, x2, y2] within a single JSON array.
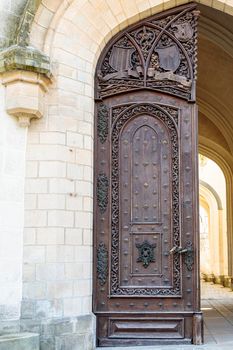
[[94, 3, 202, 347], [112, 104, 181, 296]]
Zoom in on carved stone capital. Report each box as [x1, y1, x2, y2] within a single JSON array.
[[1, 70, 52, 127]]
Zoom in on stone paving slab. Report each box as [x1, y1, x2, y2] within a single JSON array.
[[97, 342, 233, 350]]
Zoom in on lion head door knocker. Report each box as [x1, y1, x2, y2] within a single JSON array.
[[136, 240, 156, 268]]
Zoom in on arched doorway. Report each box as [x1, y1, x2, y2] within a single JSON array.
[[199, 155, 228, 285], [93, 4, 202, 346]]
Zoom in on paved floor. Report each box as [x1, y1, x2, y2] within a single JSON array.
[[97, 281, 233, 349]]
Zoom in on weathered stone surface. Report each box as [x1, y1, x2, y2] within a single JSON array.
[[0, 45, 51, 77], [55, 334, 86, 350], [20, 314, 95, 350], [0, 333, 39, 350]]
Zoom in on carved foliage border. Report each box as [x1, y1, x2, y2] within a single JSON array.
[[111, 103, 180, 296]]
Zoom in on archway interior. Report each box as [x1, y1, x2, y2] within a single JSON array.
[[198, 154, 228, 287]]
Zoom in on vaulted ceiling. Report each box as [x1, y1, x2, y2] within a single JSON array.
[[198, 4, 233, 158]]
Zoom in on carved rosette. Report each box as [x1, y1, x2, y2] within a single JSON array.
[[136, 240, 156, 268], [111, 103, 181, 296], [97, 242, 108, 286], [96, 4, 199, 101], [97, 173, 109, 214]]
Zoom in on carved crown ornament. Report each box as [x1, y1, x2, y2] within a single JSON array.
[[96, 4, 199, 101]]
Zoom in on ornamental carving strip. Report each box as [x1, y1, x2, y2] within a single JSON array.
[[96, 4, 199, 101], [110, 103, 180, 296], [97, 242, 108, 286], [97, 103, 109, 144], [97, 173, 109, 214]]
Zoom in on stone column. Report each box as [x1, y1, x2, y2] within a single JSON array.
[[0, 44, 52, 348]]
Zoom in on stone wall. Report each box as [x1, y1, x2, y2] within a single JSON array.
[[0, 0, 27, 47], [0, 84, 27, 327]]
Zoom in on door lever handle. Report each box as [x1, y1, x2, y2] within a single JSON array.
[[169, 246, 178, 254], [169, 246, 188, 254], [179, 248, 188, 254], [169, 242, 194, 271]]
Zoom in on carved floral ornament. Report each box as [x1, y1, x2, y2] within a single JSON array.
[[136, 240, 156, 268], [96, 4, 199, 101]]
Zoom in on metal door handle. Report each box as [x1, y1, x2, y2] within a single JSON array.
[[169, 246, 189, 254], [169, 242, 194, 271], [169, 246, 178, 254]]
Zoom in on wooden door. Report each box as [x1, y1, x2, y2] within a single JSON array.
[[93, 4, 203, 347]]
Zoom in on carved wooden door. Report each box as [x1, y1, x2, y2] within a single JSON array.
[[94, 4, 203, 347]]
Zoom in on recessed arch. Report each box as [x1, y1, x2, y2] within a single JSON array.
[[200, 180, 223, 210]]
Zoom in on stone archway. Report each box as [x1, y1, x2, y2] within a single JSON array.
[[1, 0, 233, 349]]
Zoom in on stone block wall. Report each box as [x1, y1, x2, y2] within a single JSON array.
[[0, 84, 27, 328]]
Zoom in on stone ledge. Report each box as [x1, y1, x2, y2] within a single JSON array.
[[0, 45, 51, 78], [0, 333, 39, 350], [1, 69, 52, 127], [0, 45, 53, 127]]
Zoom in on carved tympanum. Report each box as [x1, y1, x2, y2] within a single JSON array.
[[96, 5, 199, 100], [97, 242, 108, 286], [136, 240, 156, 268]]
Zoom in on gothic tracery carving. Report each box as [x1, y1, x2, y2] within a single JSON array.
[[96, 4, 199, 100]]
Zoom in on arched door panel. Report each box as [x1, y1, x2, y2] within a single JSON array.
[[94, 4, 202, 347]]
